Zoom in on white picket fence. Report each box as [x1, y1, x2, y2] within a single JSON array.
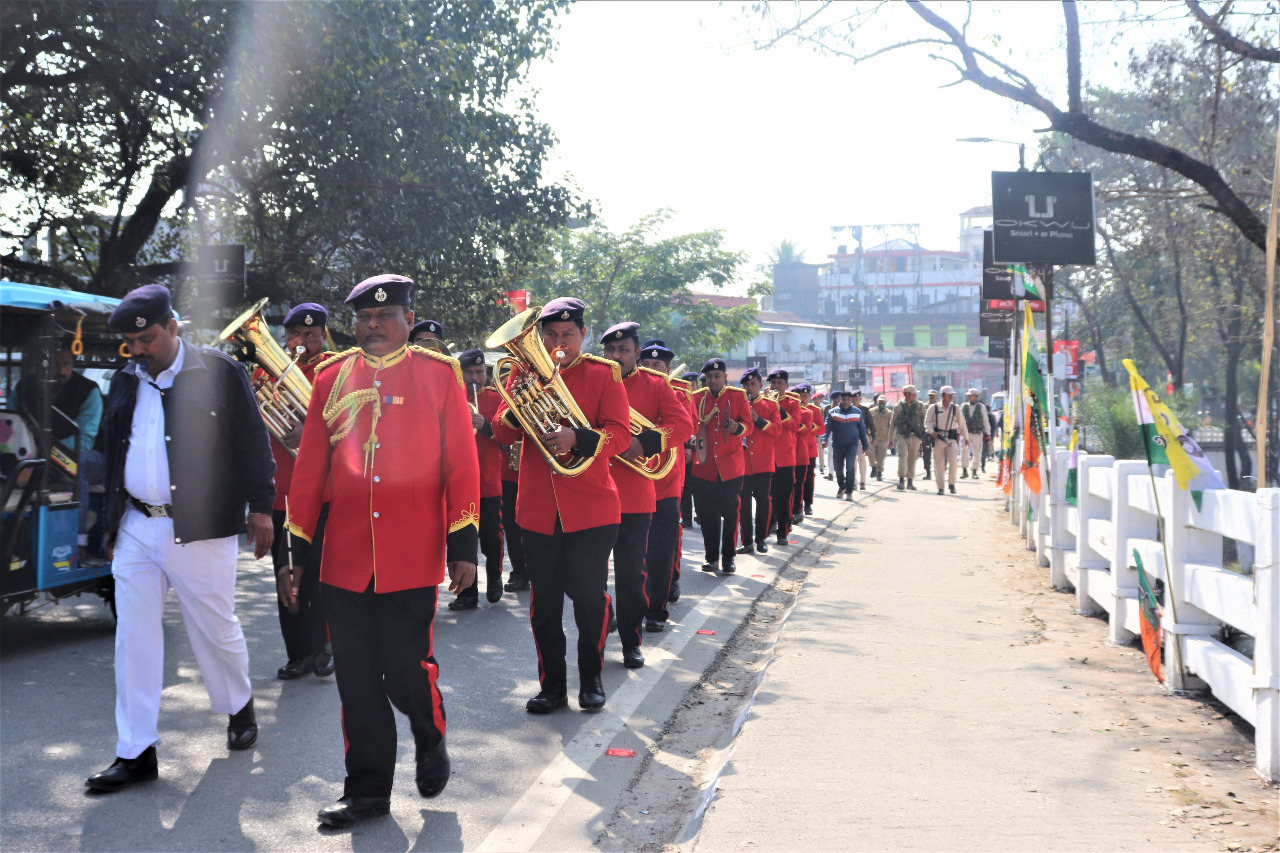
[[1008, 447, 1279, 783]]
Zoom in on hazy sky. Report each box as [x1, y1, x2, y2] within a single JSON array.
[[522, 1, 1153, 285]]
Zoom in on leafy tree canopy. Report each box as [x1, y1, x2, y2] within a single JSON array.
[[512, 210, 763, 369], [3, 0, 577, 341]]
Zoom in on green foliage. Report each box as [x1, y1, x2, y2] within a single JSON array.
[[3, 0, 577, 343], [511, 210, 755, 368]]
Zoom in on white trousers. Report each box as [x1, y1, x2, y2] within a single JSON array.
[[962, 431, 985, 469], [112, 508, 250, 758]]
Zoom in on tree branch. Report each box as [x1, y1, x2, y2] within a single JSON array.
[[0, 253, 87, 289], [1063, 0, 1083, 114], [1185, 0, 1280, 63]]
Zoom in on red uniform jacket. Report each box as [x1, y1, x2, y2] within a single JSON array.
[[287, 345, 480, 593], [255, 352, 331, 511], [473, 386, 504, 499], [806, 403, 826, 459], [655, 377, 697, 502], [690, 385, 754, 482], [491, 353, 632, 535], [793, 405, 813, 465], [773, 392, 802, 468], [743, 394, 782, 475], [610, 367, 695, 515]]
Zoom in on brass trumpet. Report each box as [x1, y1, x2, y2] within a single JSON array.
[[485, 307, 597, 477], [220, 298, 311, 457]]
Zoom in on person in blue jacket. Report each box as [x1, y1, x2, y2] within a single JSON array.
[[825, 391, 868, 501]]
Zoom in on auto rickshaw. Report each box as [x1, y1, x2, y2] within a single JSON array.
[[1, 280, 128, 616]]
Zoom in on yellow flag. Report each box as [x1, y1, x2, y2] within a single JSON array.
[[1121, 360, 1199, 490]]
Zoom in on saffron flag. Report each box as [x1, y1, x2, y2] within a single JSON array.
[[1065, 429, 1079, 506], [1022, 403, 1042, 498], [1122, 359, 1225, 509], [1132, 549, 1164, 683]]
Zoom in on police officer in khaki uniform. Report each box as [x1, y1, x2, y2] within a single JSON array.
[[888, 384, 924, 491], [960, 388, 990, 479], [925, 385, 962, 495], [869, 394, 892, 481]]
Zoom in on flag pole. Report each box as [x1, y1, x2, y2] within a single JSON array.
[[1143, 453, 1187, 688], [1257, 115, 1280, 488]]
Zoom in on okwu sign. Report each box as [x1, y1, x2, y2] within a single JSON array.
[[981, 230, 1014, 300], [991, 171, 1097, 265]]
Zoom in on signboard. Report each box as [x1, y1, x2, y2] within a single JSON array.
[[1053, 340, 1080, 379], [505, 289, 529, 313], [196, 244, 246, 301], [847, 367, 868, 386], [988, 336, 1008, 359], [980, 300, 1014, 337], [991, 171, 1097, 265], [746, 355, 769, 372], [803, 363, 818, 383], [981, 230, 1014, 300]]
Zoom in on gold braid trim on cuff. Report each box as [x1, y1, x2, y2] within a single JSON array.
[[588, 429, 614, 458], [655, 425, 672, 451], [448, 502, 481, 534], [285, 519, 312, 544]]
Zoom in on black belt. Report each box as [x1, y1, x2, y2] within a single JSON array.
[[130, 496, 173, 518]]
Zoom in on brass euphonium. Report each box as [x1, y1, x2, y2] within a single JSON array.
[[220, 298, 312, 457], [485, 306, 598, 477]]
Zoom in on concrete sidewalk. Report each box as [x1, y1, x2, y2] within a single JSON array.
[[691, 481, 1277, 852]]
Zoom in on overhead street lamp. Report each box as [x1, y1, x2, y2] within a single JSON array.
[[956, 136, 1027, 171]]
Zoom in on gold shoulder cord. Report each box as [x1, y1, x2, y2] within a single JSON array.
[[322, 355, 382, 476]]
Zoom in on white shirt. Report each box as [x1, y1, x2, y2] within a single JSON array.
[[123, 340, 186, 505]]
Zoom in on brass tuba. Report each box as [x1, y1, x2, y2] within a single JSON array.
[[485, 307, 597, 477], [220, 298, 311, 457]]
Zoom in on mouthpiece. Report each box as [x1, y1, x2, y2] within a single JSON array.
[[294, 345, 306, 355]]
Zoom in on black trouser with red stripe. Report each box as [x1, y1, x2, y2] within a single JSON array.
[[271, 504, 329, 663], [691, 473, 743, 566], [792, 461, 810, 517], [523, 517, 619, 690], [771, 466, 794, 540], [680, 458, 694, 527], [459, 496, 504, 602], [739, 472, 773, 547], [803, 459, 817, 508], [323, 580, 443, 799], [613, 511, 652, 650], [645, 497, 681, 623], [501, 480, 528, 583]]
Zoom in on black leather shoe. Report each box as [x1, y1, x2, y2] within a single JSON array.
[[526, 687, 569, 714], [313, 645, 335, 678], [645, 618, 666, 633], [804, 505, 813, 516], [86, 746, 157, 793], [949, 484, 956, 494], [667, 580, 680, 603], [228, 698, 258, 751], [317, 796, 391, 828], [504, 575, 530, 592], [755, 540, 769, 554], [415, 740, 450, 798], [701, 561, 718, 573], [938, 488, 945, 495], [960, 469, 969, 479], [448, 595, 478, 611], [579, 676, 606, 710], [907, 480, 916, 490], [897, 478, 904, 491], [622, 646, 644, 669], [607, 602, 617, 634], [721, 559, 736, 574], [736, 543, 754, 555], [775, 536, 789, 546], [860, 484, 866, 491], [791, 513, 803, 525], [277, 656, 313, 680], [486, 587, 503, 603]]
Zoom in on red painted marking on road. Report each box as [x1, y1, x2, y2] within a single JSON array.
[[697, 629, 716, 635], [751, 574, 765, 578], [606, 748, 635, 757]]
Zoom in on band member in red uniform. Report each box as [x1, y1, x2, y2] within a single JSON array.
[[286, 275, 479, 828], [261, 303, 335, 679], [639, 341, 693, 620], [601, 325, 693, 665], [690, 358, 753, 575], [410, 319, 444, 346], [499, 440, 528, 591], [766, 369, 802, 546], [678, 369, 701, 530], [790, 384, 814, 525], [449, 348, 506, 610], [801, 386, 826, 514], [490, 297, 632, 714], [737, 368, 781, 555]]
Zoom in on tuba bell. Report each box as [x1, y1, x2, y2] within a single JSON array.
[[485, 307, 597, 477], [220, 298, 312, 457]]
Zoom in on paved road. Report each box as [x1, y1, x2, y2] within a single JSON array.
[[0, 486, 852, 851]]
